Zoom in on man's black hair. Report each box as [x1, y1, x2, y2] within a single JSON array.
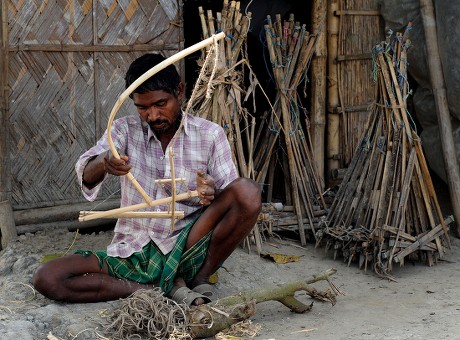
[[125, 54, 181, 98]]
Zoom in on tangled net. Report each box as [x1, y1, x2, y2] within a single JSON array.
[[103, 288, 192, 340]]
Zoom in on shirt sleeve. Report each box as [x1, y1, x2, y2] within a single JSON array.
[[75, 119, 128, 201]]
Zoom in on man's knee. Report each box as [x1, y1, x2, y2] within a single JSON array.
[[229, 178, 262, 215], [32, 262, 64, 300]]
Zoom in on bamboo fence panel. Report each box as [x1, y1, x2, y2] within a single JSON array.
[[5, 0, 181, 210], [321, 30, 451, 277], [328, 0, 383, 178]]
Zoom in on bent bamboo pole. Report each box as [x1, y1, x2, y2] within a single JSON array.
[[419, 0, 460, 236]]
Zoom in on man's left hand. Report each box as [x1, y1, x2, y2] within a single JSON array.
[[196, 170, 215, 206]]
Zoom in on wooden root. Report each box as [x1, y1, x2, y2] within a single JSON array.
[[188, 268, 338, 338], [188, 300, 257, 338]]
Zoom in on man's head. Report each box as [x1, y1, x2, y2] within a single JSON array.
[[125, 53, 181, 98], [126, 54, 184, 137]]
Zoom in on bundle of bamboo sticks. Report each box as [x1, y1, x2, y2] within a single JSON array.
[[185, 1, 269, 252], [251, 14, 327, 245], [186, 0, 255, 180], [321, 28, 452, 277], [186, 4, 327, 249]]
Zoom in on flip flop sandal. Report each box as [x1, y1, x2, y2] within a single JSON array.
[[169, 286, 211, 307], [192, 283, 215, 300]]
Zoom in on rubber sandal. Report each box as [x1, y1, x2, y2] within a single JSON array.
[[169, 286, 211, 307], [192, 283, 215, 300]]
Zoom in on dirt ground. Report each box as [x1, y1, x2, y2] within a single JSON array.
[[0, 217, 459, 340]]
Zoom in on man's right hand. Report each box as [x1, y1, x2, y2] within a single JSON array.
[[104, 151, 131, 176], [82, 151, 131, 188]]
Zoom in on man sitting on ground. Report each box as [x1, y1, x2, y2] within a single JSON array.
[[32, 53, 261, 306]]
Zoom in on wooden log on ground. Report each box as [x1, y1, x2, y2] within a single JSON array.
[[14, 198, 120, 226], [214, 268, 337, 309], [190, 268, 338, 338], [189, 300, 257, 338], [15, 219, 117, 235]]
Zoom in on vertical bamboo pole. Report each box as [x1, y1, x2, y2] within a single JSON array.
[[327, 0, 340, 184], [0, 0, 9, 202], [311, 0, 327, 189], [91, 0, 102, 139], [0, 0, 17, 249], [199, 7, 209, 39], [419, 0, 460, 236]]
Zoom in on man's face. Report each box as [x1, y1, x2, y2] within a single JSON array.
[[133, 83, 184, 136]]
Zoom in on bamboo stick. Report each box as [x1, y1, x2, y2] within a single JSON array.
[[327, 0, 340, 180], [0, 0, 10, 195], [198, 7, 209, 39], [169, 148, 176, 231], [221, 0, 229, 32], [79, 211, 185, 219], [79, 190, 198, 222], [0, 1, 16, 250], [207, 10, 215, 36]]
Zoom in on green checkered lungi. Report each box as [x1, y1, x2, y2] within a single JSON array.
[[75, 220, 211, 295]]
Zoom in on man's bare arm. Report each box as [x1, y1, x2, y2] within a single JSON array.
[[82, 151, 131, 189]]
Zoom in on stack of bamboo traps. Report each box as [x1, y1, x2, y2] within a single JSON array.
[[251, 14, 327, 246], [186, 0, 256, 180], [185, 1, 267, 252], [321, 28, 453, 278]]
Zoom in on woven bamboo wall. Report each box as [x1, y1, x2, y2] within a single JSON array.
[[335, 0, 383, 167], [3, 0, 182, 209]]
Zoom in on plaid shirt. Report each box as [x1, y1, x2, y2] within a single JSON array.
[[75, 112, 238, 256]]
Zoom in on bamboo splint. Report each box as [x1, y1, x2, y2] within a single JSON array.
[[321, 28, 451, 276], [79, 33, 226, 224]]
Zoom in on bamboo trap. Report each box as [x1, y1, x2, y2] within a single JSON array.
[[188, 1, 256, 180], [320, 28, 452, 277], [79, 33, 226, 227], [188, 1, 272, 252], [251, 13, 327, 246]]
